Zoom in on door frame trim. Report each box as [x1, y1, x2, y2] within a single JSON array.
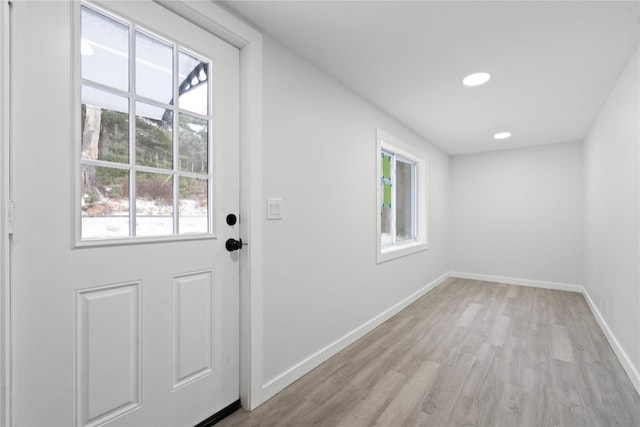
[[1, 0, 11, 424], [154, 0, 265, 410]]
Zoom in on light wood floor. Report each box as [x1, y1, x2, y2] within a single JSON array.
[[219, 278, 640, 426]]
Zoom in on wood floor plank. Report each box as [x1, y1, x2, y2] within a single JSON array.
[[420, 350, 475, 424], [456, 302, 483, 327], [520, 367, 549, 427], [335, 370, 405, 427], [489, 314, 511, 347], [300, 382, 369, 426], [373, 360, 439, 426], [217, 279, 640, 427], [551, 324, 575, 362]]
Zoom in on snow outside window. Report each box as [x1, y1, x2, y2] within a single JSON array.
[[79, 5, 212, 241]]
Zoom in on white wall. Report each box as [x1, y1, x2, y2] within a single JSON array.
[[584, 47, 639, 383], [261, 38, 450, 391], [1, 0, 9, 422], [450, 142, 583, 286]]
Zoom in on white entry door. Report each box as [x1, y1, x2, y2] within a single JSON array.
[[11, 1, 240, 425]]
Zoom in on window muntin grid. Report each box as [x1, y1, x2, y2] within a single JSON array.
[[79, 4, 213, 240]]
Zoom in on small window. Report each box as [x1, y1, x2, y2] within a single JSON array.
[[377, 130, 427, 263], [79, 5, 212, 241]]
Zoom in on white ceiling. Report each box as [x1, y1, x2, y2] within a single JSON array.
[[220, 1, 640, 155]]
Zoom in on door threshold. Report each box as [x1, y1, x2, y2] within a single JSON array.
[[194, 399, 242, 427]]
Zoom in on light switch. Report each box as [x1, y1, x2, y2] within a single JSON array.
[[266, 198, 283, 220]]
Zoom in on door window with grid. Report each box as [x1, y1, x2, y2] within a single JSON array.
[[80, 5, 212, 240]]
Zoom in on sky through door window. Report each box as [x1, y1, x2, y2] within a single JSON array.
[[377, 130, 428, 263], [79, 5, 213, 240]]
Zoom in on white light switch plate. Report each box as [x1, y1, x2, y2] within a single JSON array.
[[266, 198, 283, 220]]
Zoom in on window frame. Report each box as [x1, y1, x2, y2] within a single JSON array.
[[376, 129, 428, 263], [73, 2, 216, 247]]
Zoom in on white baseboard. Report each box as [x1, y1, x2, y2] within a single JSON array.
[[581, 288, 640, 396], [450, 271, 583, 293], [261, 271, 451, 401], [260, 271, 639, 406]]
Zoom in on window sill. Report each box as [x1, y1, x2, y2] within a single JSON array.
[[73, 233, 217, 249], [377, 240, 428, 264]]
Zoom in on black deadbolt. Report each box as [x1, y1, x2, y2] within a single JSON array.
[[225, 238, 243, 252], [226, 213, 237, 226]]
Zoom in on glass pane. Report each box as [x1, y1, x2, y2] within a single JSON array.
[[81, 166, 129, 239], [381, 151, 394, 207], [381, 151, 393, 246], [178, 51, 208, 115], [178, 113, 208, 174], [135, 172, 173, 237], [396, 160, 414, 241], [81, 86, 129, 164], [179, 177, 208, 234], [381, 206, 392, 246], [136, 31, 173, 104], [81, 7, 129, 91], [136, 102, 173, 169]]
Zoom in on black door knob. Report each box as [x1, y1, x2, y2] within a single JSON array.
[[225, 238, 243, 252]]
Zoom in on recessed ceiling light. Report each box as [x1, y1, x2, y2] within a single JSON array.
[[494, 132, 512, 140], [462, 72, 491, 87]]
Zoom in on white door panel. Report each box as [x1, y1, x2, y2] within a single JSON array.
[[11, 1, 240, 425]]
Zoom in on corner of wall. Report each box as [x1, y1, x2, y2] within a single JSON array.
[[582, 45, 640, 396], [581, 287, 640, 395]]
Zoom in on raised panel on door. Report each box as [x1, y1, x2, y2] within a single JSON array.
[[172, 270, 215, 390], [76, 282, 141, 427]]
